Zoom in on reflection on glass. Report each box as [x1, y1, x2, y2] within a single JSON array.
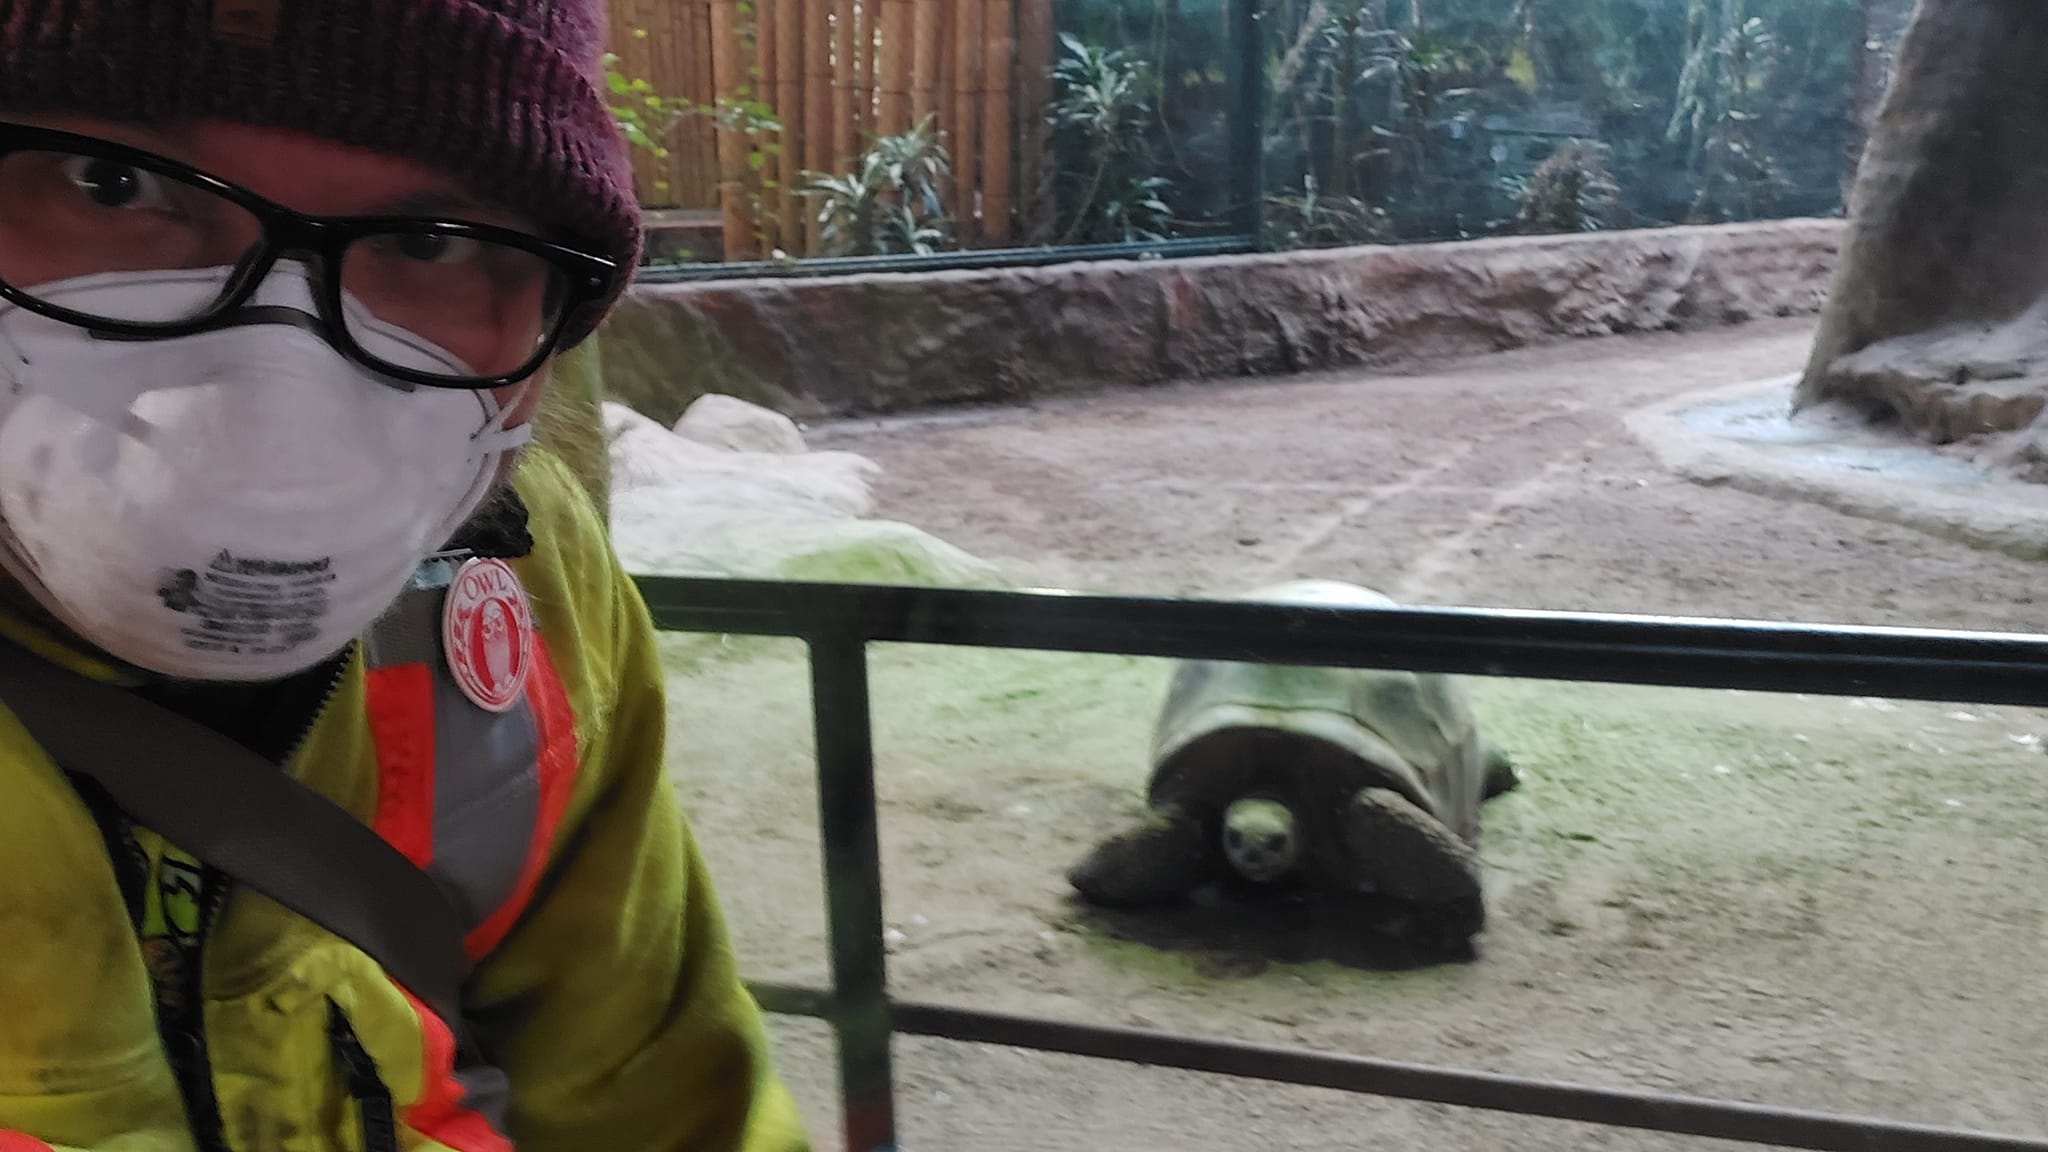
[[612, 0, 1912, 266]]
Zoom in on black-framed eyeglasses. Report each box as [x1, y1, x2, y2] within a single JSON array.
[[0, 121, 622, 389]]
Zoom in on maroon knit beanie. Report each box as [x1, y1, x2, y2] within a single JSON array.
[[0, 0, 642, 342]]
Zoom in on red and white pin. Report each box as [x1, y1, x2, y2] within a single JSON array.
[[442, 557, 535, 713]]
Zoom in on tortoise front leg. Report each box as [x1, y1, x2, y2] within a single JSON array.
[[1481, 741, 1521, 800], [1068, 804, 1214, 907], [1340, 787, 1485, 910]]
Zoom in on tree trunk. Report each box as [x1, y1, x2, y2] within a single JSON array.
[[1843, 0, 1915, 195], [1842, 0, 1875, 195], [1797, 0, 2048, 453], [1330, 8, 1357, 198]]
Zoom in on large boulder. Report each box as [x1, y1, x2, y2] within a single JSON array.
[[1819, 301, 2048, 445], [607, 403, 875, 519], [1798, 0, 2048, 467], [610, 495, 1005, 587], [673, 393, 810, 455], [604, 402, 1005, 588]]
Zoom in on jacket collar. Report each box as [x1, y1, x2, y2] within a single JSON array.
[[0, 589, 142, 686]]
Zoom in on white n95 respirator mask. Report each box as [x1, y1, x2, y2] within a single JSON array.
[[0, 266, 532, 681]]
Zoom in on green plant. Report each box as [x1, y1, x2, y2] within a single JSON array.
[[805, 116, 955, 257], [701, 93, 785, 182], [681, 91, 788, 255], [1261, 173, 1390, 249], [1669, 5, 1782, 221], [1359, 31, 1479, 198], [1097, 176, 1175, 243], [1501, 140, 1621, 233], [1048, 34, 1175, 245], [603, 23, 786, 253], [601, 30, 693, 198], [1252, 0, 1886, 236]]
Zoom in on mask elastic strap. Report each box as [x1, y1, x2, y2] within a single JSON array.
[[470, 403, 535, 461]]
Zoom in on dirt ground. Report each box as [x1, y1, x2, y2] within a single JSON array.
[[659, 317, 2048, 1151]]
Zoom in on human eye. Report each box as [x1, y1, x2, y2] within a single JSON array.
[[57, 155, 178, 213], [381, 229, 485, 265]]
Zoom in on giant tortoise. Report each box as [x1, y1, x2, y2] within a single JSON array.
[[1069, 580, 1519, 936]]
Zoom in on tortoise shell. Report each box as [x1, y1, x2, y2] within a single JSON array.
[[1147, 581, 1491, 881]]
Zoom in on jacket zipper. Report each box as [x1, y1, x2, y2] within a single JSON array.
[[159, 641, 356, 1152], [85, 811, 235, 1152], [328, 1002, 400, 1152], [132, 640, 358, 1152], [63, 777, 230, 1151], [170, 868, 234, 1152], [278, 641, 357, 769]]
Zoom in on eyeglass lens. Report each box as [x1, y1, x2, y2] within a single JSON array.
[[0, 145, 569, 382]]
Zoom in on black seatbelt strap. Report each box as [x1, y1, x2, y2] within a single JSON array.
[[0, 636, 472, 1030]]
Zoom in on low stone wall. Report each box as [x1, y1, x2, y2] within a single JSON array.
[[600, 218, 1843, 425]]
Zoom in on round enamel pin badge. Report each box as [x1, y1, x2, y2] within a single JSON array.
[[443, 557, 534, 713]]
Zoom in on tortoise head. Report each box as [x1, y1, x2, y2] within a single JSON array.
[[1222, 797, 1300, 883]]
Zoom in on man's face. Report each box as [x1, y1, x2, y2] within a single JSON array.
[[0, 113, 553, 422]]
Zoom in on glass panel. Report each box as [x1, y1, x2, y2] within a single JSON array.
[[1044, 0, 1243, 245], [608, 0, 1909, 270], [1262, 0, 1889, 246]]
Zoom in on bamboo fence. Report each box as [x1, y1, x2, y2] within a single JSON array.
[[608, 0, 1055, 259]]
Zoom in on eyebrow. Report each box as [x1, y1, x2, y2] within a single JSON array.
[[96, 124, 507, 217], [117, 122, 551, 236]]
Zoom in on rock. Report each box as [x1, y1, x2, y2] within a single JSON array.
[[1962, 358, 2028, 382], [603, 401, 1006, 588], [605, 402, 875, 519], [1798, 0, 2048, 469], [609, 497, 1005, 587], [627, 511, 1004, 587], [674, 393, 809, 455], [1823, 304, 2048, 443], [587, 293, 800, 428]]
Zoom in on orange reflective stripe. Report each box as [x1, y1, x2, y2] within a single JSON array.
[[365, 663, 438, 868], [462, 636, 579, 959], [359, 574, 581, 1150], [397, 988, 513, 1152]]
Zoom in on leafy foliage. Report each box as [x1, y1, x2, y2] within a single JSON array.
[[601, 30, 692, 198], [1261, 173, 1391, 249], [1501, 139, 1620, 233], [1669, 5, 1781, 221], [603, 19, 786, 254], [1236, 0, 1900, 245], [1048, 34, 1178, 244], [605, 0, 1909, 262], [806, 117, 956, 257]]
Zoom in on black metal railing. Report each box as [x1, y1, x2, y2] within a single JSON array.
[[636, 575, 2048, 1152]]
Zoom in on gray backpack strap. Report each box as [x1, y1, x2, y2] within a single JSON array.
[[0, 635, 472, 1030]]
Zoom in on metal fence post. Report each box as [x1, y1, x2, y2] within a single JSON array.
[[1228, 0, 1266, 239], [808, 632, 900, 1152]]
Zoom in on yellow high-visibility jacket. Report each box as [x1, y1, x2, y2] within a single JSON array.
[[0, 447, 810, 1152]]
